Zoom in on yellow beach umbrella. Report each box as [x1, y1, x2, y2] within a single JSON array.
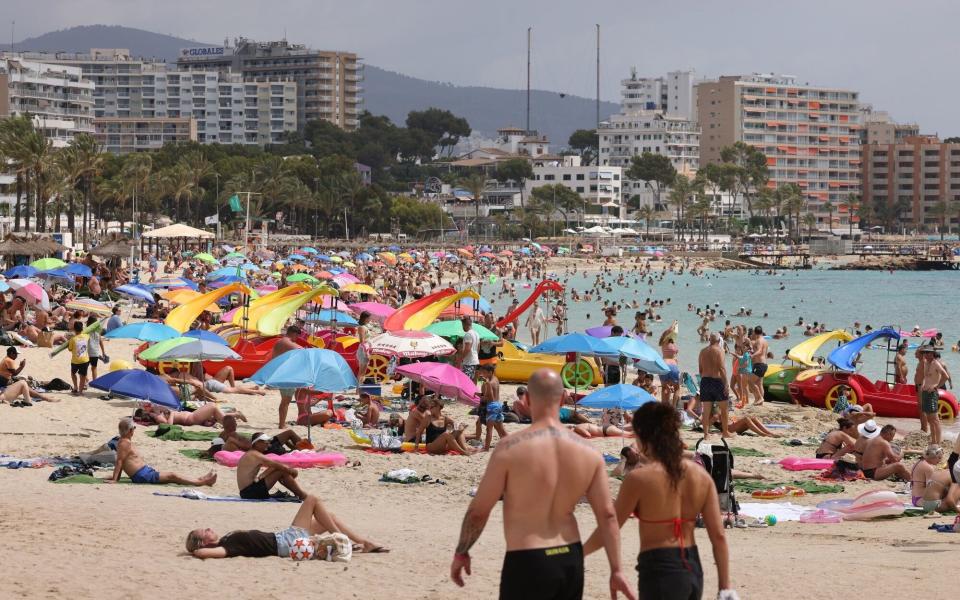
[[341, 283, 378, 295]]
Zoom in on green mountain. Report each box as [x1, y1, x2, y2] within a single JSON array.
[[16, 25, 619, 144]]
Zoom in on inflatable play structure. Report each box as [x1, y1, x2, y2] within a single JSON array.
[[763, 330, 853, 402], [495, 279, 563, 329]]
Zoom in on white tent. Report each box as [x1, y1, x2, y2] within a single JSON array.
[[142, 223, 215, 239]]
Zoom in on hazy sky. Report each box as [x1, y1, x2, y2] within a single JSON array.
[[7, 0, 958, 134]]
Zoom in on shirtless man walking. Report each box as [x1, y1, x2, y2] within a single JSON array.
[[749, 326, 769, 405], [699, 333, 731, 439], [920, 348, 951, 445], [450, 369, 634, 600], [271, 325, 303, 428], [236, 433, 308, 500], [109, 417, 216, 486]]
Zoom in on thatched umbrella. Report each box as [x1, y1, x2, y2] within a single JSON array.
[[0, 235, 67, 266], [89, 238, 137, 259]]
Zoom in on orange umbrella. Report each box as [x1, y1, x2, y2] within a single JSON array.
[[457, 248, 474, 259], [315, 271, 334, 279]]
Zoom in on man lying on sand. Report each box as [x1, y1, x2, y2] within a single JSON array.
[[236, 433, 308, 500], [208, 415, 302, 455], [109, 417, 216, 486], [185, 494, 388, 558]]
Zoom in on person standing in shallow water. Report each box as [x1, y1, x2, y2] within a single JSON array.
[[450, 369, 635, 600]]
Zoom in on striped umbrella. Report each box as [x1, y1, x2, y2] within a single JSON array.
[[65, 298, 112, 316]]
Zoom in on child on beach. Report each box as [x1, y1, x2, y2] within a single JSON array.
[[67, 320, 90, 394]]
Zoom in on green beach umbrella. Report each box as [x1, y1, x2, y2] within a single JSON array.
[[31, 257, 66, 270], [194, 252, 218, 264], [425, 321, 499, 342], [287, 273, 319, 284], [223, 251, 246, 259], [139, 337, 240, 362]]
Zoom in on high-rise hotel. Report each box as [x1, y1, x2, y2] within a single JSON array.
[[698, 74, 861, 230]]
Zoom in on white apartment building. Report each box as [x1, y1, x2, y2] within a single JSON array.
[[526, 156, 625, 223], [16, 50, 297, 149], [599, 110, 700, 173], [0, 56, 95, 146], [621, 69, 697, 121]]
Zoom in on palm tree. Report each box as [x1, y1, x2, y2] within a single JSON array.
[[459, 173, 488, 239], [843, 194, 860, 238], [68, 134, 105, 248], [932, 200, 949, 241], [96, 178, 127, 235], [637, 205, 655, 239], [778, 184, 804, 241], [802, 212, 817, 241], [667, 175, 693, 240], [0, 115, 35, 231], [165, 165, 195, 223], [120, 154, 153, 234], [180, 151, 213, 225], [823, 201, 835, 235]]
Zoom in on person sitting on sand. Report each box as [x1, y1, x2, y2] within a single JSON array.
[[402, 396, 431, 442], [108, 417, 216, 486], [0, 378, 59, 406], [815, 417, 858, 459], [188, 363, 266, 396], [236, 433, 309, 500], [186, 493, 388, 558], [136, 403, 245, 427], [910, 445, 953, 513], [412, 397, 474, 455], [860, 424, 910, 481], [510, 385, 530, 420], [355, 392, 381, 427], [292, 389, 335, 427], [718, 413, 781, 438]]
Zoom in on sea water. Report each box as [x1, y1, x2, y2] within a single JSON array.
[[484, 268, 960, 379]]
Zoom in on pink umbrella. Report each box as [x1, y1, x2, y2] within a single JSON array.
[[349, 301, 396, 325], [333, 273, 360, 286], [308, 295, 350, 310], [7, 278, 50, 311], [396, 361, 479, 405], [366, 330, 454, 358], [255, 285, 278, 294]]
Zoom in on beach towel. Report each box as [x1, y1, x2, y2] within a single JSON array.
[[147, 425, 219, 442], [178, 449, 214, 461], [53, 474, 187, 486], [815, 464, 865, 482], [738, 502, 810, 522], [380, 469, 420, 484], [735, 480, 844, 495], [152, 490, 301, 503], [928, 523, 958, 533]]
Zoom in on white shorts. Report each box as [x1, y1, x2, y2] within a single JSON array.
[[204, 379, 227, 393]]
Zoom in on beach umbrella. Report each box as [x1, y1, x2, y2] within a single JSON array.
[[602, 336, 671, 376], [329, 256, 343, 264], [578, 383, 656, 410], [342, 261, 357, 268], [139, 337, 241, 362], [251, 348, 357, 390], [288, 254, 306, 261], [333, 273, 360, 285], [38, 268, 75, 281], [64, 263, 93, 278], [366, 330, 455, 358], [500, 250, 514, 257], [206, 267, 244, 281], [65, 298, 112, 316], [193, 252, 218, 264], [115, 283, 156, 304], [530, 333, 617, 357], [355, 252, 373, 261], [90, 369, 181, 410], [425, 321, 499, 342], [300, 247, 319, 255], [395, 362, 480, 405], [105, 322, 179, 342], [149, 276, 198, 290], [316, 254, 331, 262], [348, 302, 396, 324], [304, 309, 359, 326], [30, 257, 66, 271], [387, 245, 401, 252], [341, 283, 377, 295], [585, 325, 635, 339], [223, 251, 246, 259], [209, 276, 245, 287], [7, 279, 51, 310], [0, 281, 9, 292], [378, 252, 397, 265], [3, 265, 38, 278], [287, 273, 319, 284], [183, 329, 229, 346]]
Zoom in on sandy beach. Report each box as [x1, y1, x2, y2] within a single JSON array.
[[0, 324, 956, 600]]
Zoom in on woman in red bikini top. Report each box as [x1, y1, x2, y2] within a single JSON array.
[[582, 402, 738, 600]]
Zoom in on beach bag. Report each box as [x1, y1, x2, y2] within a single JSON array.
[[695, 437, 739, 517], [369, 432, 403, 451], [43, 378, 72, 392], [36, 331, 54, 348]]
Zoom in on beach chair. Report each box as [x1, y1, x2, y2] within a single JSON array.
[[694, 436, 740, 524]]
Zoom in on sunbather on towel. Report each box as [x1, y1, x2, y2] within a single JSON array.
[[208, 415, 302, 456], [236, 434, 309, 500], [108, 417, 216, 486], [136, 403, 246, 427], [185, 493, 388, 558]]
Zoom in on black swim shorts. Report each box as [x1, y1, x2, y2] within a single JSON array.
[[636, 546, 703, 600], [500, 542, 583, 600], [239, 479, 271, 500], [751, 363, 768, 378], [699, 376, 727, 403]]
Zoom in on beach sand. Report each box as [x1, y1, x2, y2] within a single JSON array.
[[0, 329, 956, 600]]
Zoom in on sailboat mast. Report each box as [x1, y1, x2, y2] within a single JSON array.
[[526, 27, 531, 133], [596, 24, 600, 129]]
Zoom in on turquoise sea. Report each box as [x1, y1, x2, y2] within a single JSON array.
[[482, 268, 960, 380]]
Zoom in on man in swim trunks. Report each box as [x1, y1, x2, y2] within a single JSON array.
[[209, 415, 302, 456], [699, 333, 731, 439], [272, 325, 303, 428], [749, 326, 768, 404], [860, 424, 910, 481], [236, 433, 309, 500], [186, 494, 387, 558], [920, 348, 951, 445], [478, 364, 507, 451], [450, 369, 635, 600], [108, 417, 216, 486]]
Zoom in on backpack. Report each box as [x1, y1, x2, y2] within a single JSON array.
[[695, 437, 739, 519]]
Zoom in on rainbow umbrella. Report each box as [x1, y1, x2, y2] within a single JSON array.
[[139, 337, 240, 362], [65, 298, 112, 316]]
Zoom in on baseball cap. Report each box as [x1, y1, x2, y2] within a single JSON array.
[[251, 433, 272, 445]]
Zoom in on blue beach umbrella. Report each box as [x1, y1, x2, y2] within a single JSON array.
[[4, 265, 38, 278], [38, 269, 75, 281], [149, 276, 198, 290], [355, 252, 373, 261], [115, 283, 156, 304], [301, 247, 319, 255], [602, 336, 671, 375], [578, 383, 656, 411], [304, 309, 358, 326], [251, 348, 357, 392], [90, 369, 181, 410], [105, 322, 179, 342], [183, 329, 229, 346], [530, 333, 618, 357], [64, 263, 93, 278]]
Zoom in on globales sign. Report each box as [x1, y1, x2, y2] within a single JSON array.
[[180, 47, 233, 59]]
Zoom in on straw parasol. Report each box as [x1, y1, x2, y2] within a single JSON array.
[[89, 238, 137, 259], [0, 234, 66, 258]]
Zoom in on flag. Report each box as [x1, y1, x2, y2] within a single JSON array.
[[229, 194, 242, 212], [204, 214, 219, 225]]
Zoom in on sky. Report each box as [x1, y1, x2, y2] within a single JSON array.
[[6, 0, 958, 134]]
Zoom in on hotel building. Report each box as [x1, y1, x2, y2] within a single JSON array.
[[0, 56, 94, 146]]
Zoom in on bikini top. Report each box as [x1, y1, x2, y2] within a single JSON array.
[[635, 494, 697, 572]]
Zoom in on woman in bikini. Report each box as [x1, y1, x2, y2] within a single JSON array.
[[412, 398, 474, 455], [815, 417, 858, 459], [582, 401, 735, 600]]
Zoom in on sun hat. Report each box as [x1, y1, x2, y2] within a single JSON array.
[[251, 433, 272, 445], [857, 420, 880, 439]]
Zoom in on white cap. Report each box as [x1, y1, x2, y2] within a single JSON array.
[[251, 433, 272, 445]]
